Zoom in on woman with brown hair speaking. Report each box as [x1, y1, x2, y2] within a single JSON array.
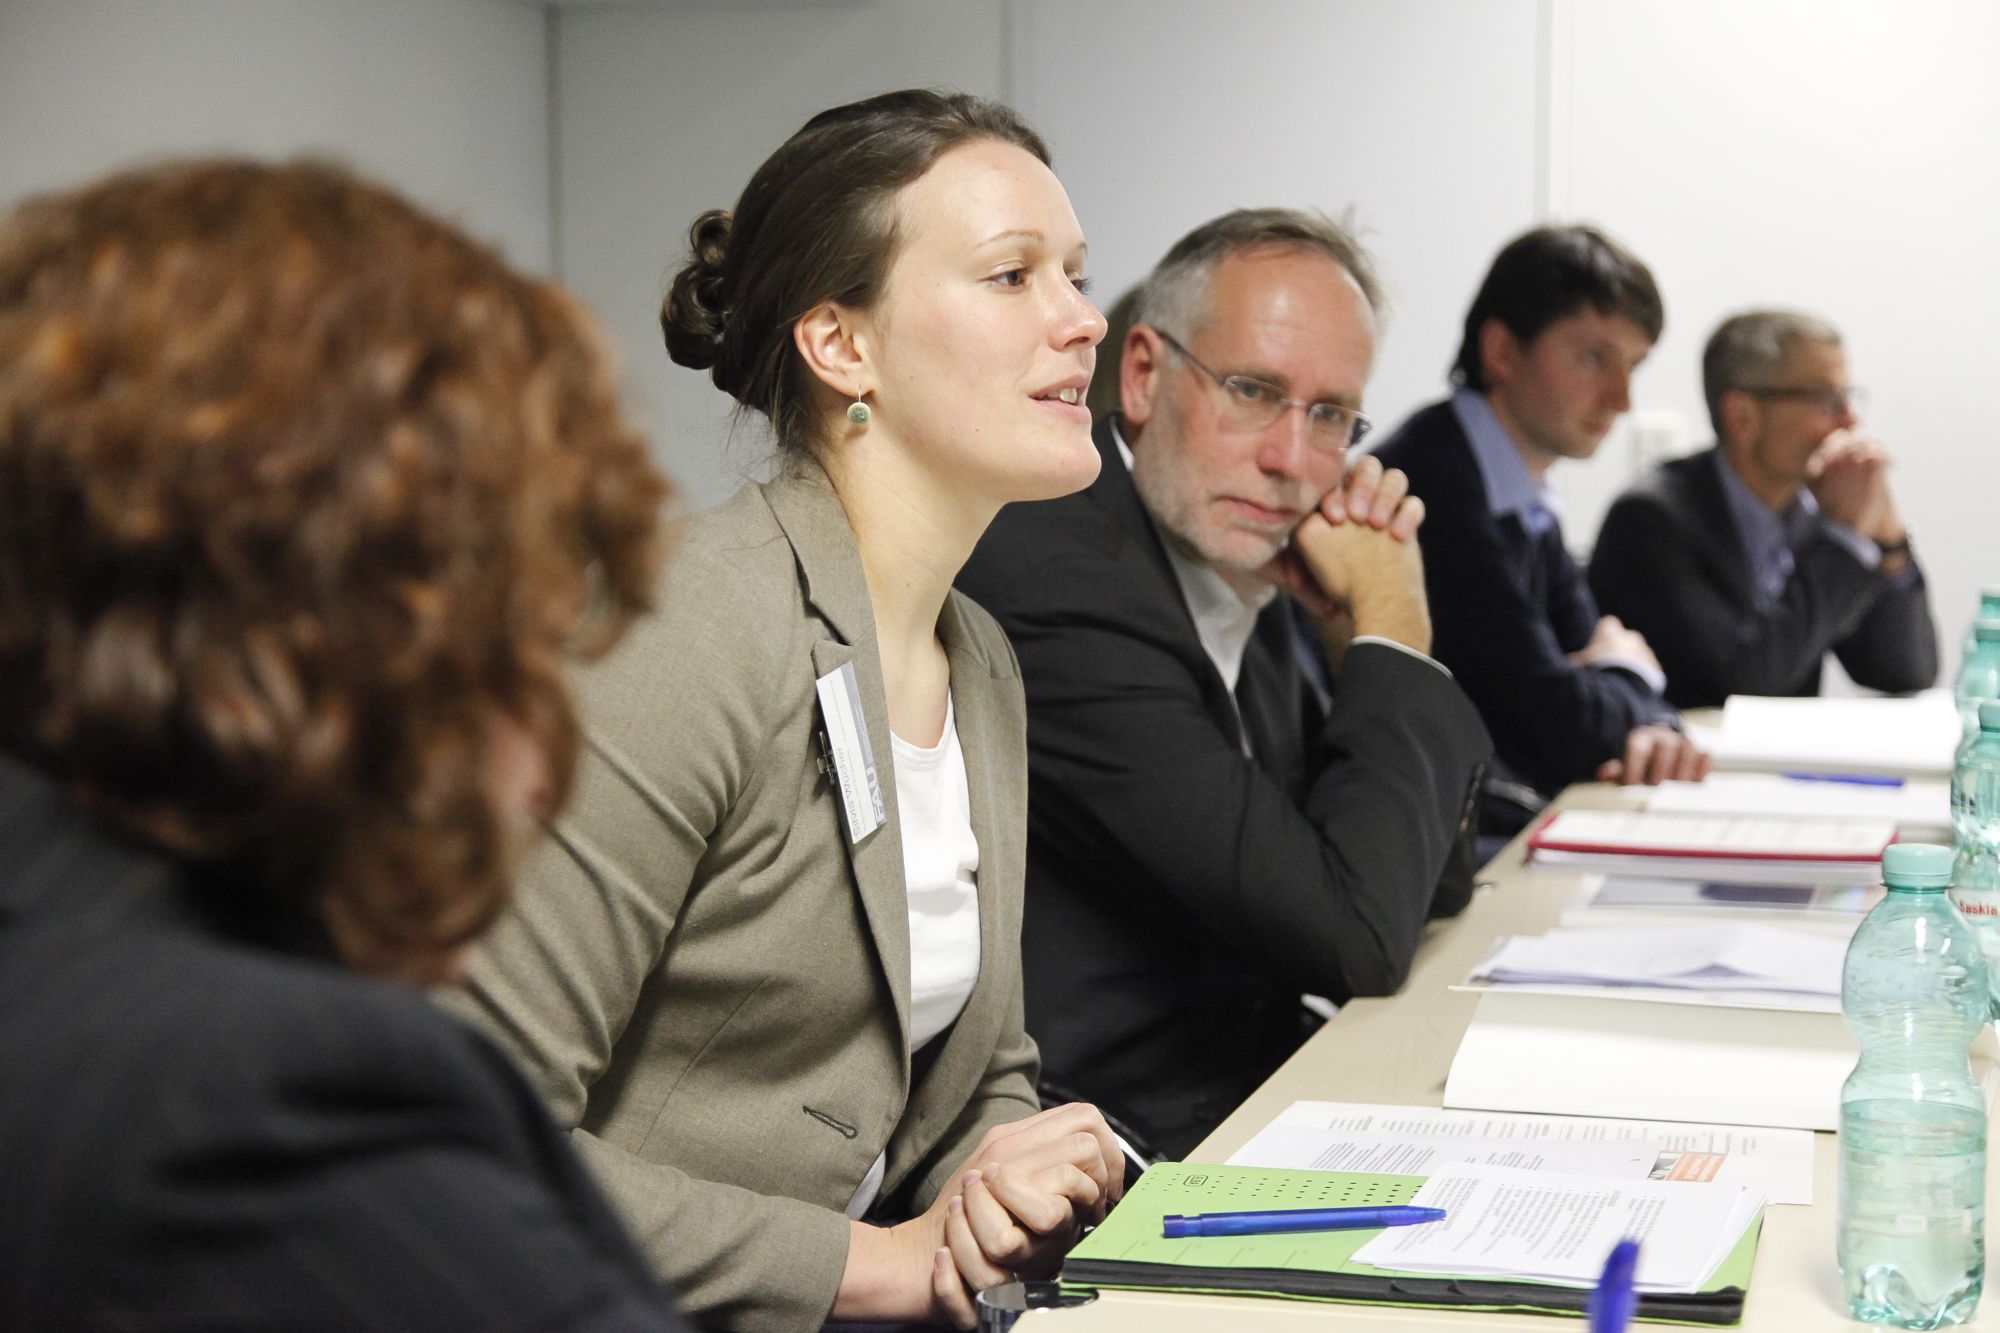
[[452, 89, 1123, 1331]]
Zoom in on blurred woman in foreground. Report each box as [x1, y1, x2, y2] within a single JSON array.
[[0, 158, 689, 1331]]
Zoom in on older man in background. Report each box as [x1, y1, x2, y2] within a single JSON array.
[[1589, 310, 1936, 708], [959, 209, 1490, 1158]]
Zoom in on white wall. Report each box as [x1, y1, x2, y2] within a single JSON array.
[[1012, 0, 1544, 443], [1015, 0, 1988, 675], [551, 0, 1008, 509], [4, 0, 1986, 674], [0, 0, 552, 271], [1555, 0, 2000, 675]]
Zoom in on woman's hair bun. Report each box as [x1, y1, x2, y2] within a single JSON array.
[[661, 209, 732, 379]]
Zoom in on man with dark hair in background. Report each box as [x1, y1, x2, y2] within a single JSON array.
[[1370, 225, 1708, 818], [959, 208, 1490, 1158], [1587, 310, 1936, 708]]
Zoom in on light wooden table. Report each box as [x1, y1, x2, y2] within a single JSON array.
[[1045, 785, 2000, 1330]]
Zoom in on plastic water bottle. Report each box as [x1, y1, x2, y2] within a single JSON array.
[[1952, 700, 2000, 1017], [1956, 621, 2000, 755], [1965, 590, 2000, 660], [1840, 843, 1989, 1327]]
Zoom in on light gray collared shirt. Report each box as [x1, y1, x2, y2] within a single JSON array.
[[1112, 423, 1274, 700]]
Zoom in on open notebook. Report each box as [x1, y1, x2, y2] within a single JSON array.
[[1062, 1162, 1760, 1325]]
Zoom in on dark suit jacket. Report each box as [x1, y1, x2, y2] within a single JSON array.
[[1587, 447, 1938, 709], [1371, 399, 1677, 797], [956, 420, 1491, 1157], [0, 758, 686, 1333]]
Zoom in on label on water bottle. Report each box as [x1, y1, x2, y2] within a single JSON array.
[[1894, 1209, 1979, 1235], [1952, 886, 2000, 922]]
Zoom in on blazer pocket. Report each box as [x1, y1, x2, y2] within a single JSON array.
[[802, 1104, 859, 1138]]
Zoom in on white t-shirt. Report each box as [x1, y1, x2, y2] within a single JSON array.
[[845, 697, 982, 1218]]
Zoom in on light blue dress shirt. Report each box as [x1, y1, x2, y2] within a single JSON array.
[[1711, 451, 1889, 612], [1450, 389, 1560, 540], [1448, 389, 1665, 694]]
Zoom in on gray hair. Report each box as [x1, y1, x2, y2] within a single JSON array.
[[1130, 207, 1384, 345], [1702, 309, 1843, 436]]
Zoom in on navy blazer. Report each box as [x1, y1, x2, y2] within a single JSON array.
[[0, 758, 686, 1332], [1588, 447, 1938, 709], [1371, 399, 1676, 796], [957, 419, 1490, 1156]]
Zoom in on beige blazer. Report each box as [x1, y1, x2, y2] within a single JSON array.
[[448, 459, 1040, 1333]]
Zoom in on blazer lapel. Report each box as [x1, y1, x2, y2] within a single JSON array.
[[886, 592, 1024, 1189], [1686, 449, 1761, 611], [924, 598, 1012, 1053], [1090, 417, 1250, 752], [766, 461, 912, 1056]]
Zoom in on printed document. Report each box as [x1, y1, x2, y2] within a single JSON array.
[[1350, 1162, 1764, 1292], [1233, 1101, 1816, 1204], [1229, 1125, 1659, 1179]]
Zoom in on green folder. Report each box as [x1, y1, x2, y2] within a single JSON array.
[[1061, 1163, 1760, 1326]]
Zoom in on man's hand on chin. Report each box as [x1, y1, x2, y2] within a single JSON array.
[[1320, 452, 1426, 543], [1260, 454, 1432, 655]]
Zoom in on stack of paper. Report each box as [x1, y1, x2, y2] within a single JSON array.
[[1528, 809, 1896, 885], [1060, 1161, 1762, 1322], [1465, 923, 1847, 1012], [1690, 692, 1959, 778], [1444, 989, 1857, 1129], [1559, 874, 1879, 934], [1351, 1162, 1764, 1294], [1228, 1100, 1816, 1204], [1648, 772, 1950, 838], [1228, 1123, 1660, 1180]]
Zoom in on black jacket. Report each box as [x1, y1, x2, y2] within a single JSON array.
[[957, 419, 1490, 1156], [0, 757, 687, 1332], [1588, 447, 1938, 709], [1371, 399, 1677, 797]]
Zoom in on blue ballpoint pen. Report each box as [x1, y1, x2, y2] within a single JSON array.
[[1781, 771, 1906, 789], [1587, 1238, 1640, 1333], [1161, 1205, 1446, 1238]]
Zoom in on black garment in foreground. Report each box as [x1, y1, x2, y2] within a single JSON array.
[[0, 757, 689, 1333]]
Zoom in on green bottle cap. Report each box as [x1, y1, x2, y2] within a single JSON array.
[[1882, 842, 1954, 889], [1983, 700, 2000, 733], [1976, 619, 2000, 643]]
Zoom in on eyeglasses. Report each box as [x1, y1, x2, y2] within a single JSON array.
[[1737, 384, 1868, 417], [1153, 329, 1372, 450]]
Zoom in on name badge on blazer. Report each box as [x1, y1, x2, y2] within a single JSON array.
[[814, 661, 885, 844]]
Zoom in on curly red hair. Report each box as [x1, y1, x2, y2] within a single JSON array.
[[0, 159, 669, 983]]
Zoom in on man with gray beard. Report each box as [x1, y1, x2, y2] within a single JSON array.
[[959, 209, 1490, 1158]]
